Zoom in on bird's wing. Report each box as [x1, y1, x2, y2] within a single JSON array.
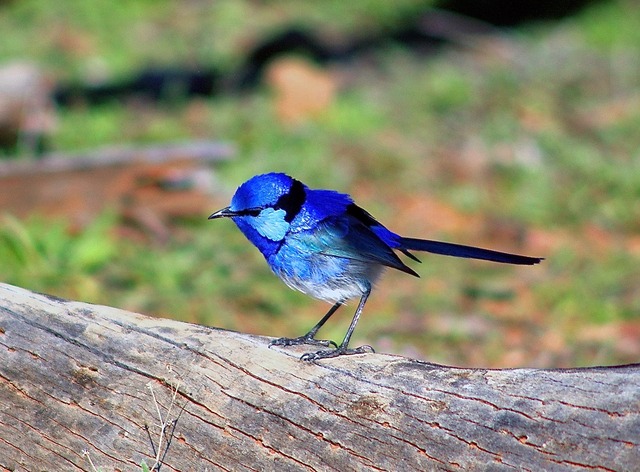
[[298, 214, 419, 277]]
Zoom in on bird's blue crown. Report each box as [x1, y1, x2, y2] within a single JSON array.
[[230, 173, 299, 213]]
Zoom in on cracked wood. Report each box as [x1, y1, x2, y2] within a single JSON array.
[[0, 282, 638, 471]]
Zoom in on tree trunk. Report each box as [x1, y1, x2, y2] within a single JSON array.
[[0, 283, 638, 471]]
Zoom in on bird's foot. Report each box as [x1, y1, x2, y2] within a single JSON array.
[[269, 334, 338, 349], [300, 344, 375, 362]]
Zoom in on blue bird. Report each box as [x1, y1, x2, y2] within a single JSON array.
[[209, 173, 543, 361]]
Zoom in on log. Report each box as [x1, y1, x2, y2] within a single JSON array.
[[0, 282, 638, 471], [0, 140, 234, 231]]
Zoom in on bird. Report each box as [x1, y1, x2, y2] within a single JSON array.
[[209, 172, 543, 361]]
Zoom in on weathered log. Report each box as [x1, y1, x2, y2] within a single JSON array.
[[0, 140, 234, 230], [0, 282, 638, 471]]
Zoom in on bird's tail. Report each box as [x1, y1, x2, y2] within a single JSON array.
[[399, 237, 543, 265]]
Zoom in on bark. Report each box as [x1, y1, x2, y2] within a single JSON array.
[[0, 282, 638, 471]]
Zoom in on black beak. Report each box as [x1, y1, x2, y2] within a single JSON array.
[[208, 207, 236, 219]]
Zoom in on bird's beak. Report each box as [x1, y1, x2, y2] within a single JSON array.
[[208, 207, 236, 219]]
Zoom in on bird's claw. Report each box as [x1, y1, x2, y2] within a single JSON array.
[[300, 344, 375, 362], [269, 335, 338, 349]]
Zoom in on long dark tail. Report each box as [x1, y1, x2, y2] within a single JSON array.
[[399, 237, 543, 265]]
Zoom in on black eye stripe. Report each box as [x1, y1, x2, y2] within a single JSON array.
[[239, 208, 261, 217], [275, 178, 306, 222]]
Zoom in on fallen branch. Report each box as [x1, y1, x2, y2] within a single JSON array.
[[0, 283, 637, 470], [0, 140, 234, 232]]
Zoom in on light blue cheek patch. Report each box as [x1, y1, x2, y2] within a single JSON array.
[[255, 208, 289, 241]]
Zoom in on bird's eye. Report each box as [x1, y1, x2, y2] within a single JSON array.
[[238, 208, 261, 217]]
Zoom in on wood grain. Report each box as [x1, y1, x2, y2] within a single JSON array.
[[0, 283, 638, 471]]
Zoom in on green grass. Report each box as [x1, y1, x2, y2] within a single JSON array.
[[1, 0, 639, 368]]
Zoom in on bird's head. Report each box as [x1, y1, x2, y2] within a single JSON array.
[[209, 173, 307, 244]]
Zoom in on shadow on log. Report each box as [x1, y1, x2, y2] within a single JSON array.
[[0, 282, 638, 470]]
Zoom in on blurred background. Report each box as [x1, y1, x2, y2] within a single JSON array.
[[1, 0, 639, 368]]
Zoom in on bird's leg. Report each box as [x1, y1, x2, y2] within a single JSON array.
[[300, 289, 374, 361], [269, 302, 342, 348]]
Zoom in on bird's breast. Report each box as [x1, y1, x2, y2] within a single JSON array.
[[268, 237, 383, 303]]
